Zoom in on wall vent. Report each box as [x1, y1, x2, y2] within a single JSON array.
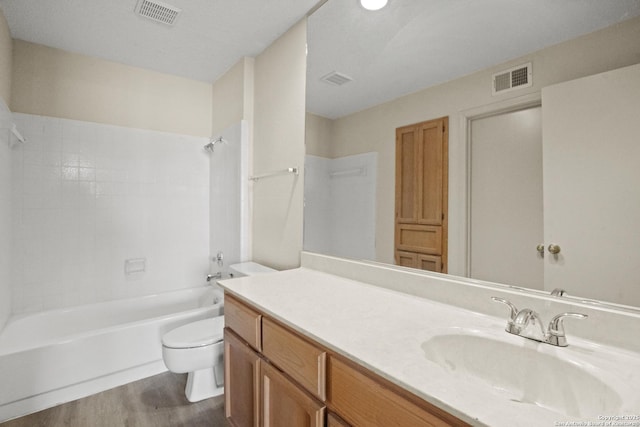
[[135, 0, 181, 26], [492, 62, 532, 95], [321, 71, 353, 86]]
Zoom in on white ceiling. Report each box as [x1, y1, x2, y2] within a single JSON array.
[[0, 0, 319, 82], [307, 0, 640, 119], [1, 0, 640, 120]]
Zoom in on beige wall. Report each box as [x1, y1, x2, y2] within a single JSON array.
[[252, 19, 307, 270], [211, 57, 255, 137], [318, 16, 640, 274], [305, 112, 333, 158], [0, 8, 11, 104], [11, 40, 212, 137]]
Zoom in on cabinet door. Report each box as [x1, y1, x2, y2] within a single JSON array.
[[225, 329, 261, 427], [396, 250, 418, 268], [418, 254, 442, 273], [260, 360, 325, 427]]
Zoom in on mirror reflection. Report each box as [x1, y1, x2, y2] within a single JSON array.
[[304, 0, 640, 308]]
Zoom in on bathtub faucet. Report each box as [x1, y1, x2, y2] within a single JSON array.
[[207, 272, 223, 282]]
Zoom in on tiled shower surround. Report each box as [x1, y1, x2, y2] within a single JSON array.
[[10, 114, 210, 314]]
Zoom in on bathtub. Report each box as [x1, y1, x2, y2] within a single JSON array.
[[0, 286, 224, 422]]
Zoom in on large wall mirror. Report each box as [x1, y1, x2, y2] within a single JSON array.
[[303, 0, 640, 309]]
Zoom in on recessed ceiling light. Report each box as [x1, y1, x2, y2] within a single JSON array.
[[360, 0, 388, 11]]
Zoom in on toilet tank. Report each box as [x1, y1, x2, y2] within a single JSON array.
[[229, 262, 276, 277]]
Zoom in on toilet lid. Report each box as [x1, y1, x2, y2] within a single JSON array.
[[162, 316, 224, 349]]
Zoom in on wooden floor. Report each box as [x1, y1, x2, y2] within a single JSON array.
[[1, 372, 230, 427]]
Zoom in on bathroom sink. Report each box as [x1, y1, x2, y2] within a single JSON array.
[[421, 331, 622, 418]]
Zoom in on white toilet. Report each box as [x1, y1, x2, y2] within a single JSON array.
[[161, 262, 275, 402], [162, 316, 225, 402]]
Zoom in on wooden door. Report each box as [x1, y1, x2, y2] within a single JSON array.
[[260, 361, 325, 427], [395, 117, 448, 272], [225, 329, 261, 427]]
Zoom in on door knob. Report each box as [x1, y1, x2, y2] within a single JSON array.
[[536, 244, 545, 254], [548, 244, 561, 255]]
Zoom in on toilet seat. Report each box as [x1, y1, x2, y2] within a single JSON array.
[[162, 317, 224, 349]]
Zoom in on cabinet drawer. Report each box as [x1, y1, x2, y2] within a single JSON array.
[[262, 318, 326, 400], [396, 224, 442, 255], [225, 294, 262, 351], [327, 356, 467, 427]]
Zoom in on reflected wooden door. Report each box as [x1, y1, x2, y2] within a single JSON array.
[[395, 117, 448, 272]]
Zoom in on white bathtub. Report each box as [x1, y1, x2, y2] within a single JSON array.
[[0, 286, 224, 422]]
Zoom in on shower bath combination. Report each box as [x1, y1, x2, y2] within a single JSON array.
[[204, 136, 227, 153]]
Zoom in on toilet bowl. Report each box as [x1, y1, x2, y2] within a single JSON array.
[[162, 316, 225, 402]]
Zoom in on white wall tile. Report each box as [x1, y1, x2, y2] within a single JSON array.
[[10, 114, 210, 313]]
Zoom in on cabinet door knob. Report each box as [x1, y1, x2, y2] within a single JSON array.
[[548, 244, 561, 255], [536, 244, 545, 254]]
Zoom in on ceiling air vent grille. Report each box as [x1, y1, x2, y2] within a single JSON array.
[[492, 62, 532, 95], [321, 71, 353, 86], [135, 0, 181, 26]]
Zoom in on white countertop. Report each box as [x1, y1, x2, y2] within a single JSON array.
[[219, 267, 640, 427]]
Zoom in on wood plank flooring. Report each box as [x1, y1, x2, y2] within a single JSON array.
[[1, 372, 230, 427]]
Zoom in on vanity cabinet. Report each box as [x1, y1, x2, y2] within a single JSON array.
[[225, 294, 326, 427], [224, 293, 469, 427], [395, 117, 448, 273]]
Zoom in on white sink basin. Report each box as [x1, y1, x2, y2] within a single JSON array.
[[421, 331, 622, 418]]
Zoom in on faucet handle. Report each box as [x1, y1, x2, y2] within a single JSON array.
[[547, 312, 588, 347], [491, 297, 519, 321]]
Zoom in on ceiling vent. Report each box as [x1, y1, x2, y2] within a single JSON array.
[[321, 71, 353, 86], [492, 62, 532, 95], [135, 0, 181, 26]]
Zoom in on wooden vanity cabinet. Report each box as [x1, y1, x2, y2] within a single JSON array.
[[225, 295, 326, 427], [224, 293, 468, 427]]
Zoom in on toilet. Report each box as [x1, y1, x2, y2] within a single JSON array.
[[161, 262, 275, 402]]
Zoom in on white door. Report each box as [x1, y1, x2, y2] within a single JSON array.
[[542, 64, 640, 306], [470, 106, 544, 289]]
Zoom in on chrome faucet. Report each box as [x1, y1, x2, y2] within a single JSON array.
[[491, 296, 587, 347], [512, 308, 547, 341], [207, 272, 223, 282]]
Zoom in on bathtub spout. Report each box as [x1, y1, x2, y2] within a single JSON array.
[[207, 272, 223, 282]]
